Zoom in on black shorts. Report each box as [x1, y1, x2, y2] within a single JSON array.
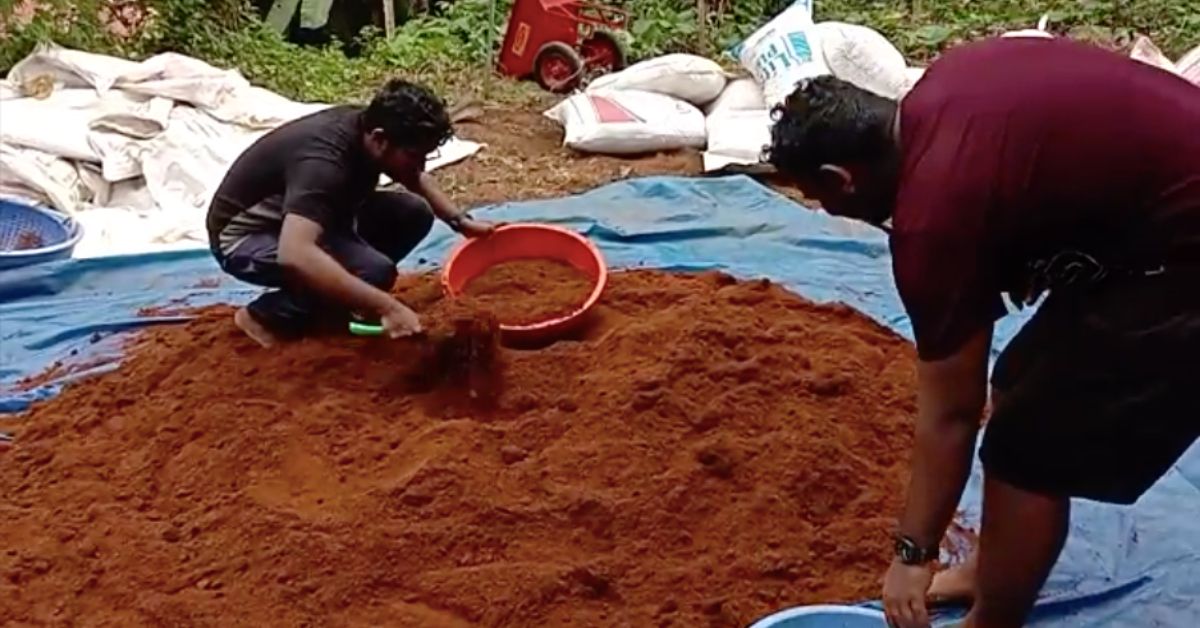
[[981, 273, 1200, 504]]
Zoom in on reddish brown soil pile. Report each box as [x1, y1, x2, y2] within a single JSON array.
[[464, 259, 593, 326], [0, 270, 918, 627]]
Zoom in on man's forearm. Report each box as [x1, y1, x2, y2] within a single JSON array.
[[898, 327, 992, 552], [898, 414, 979, 549], [281, 245, 395, 315], [415, 172, 464, 223]]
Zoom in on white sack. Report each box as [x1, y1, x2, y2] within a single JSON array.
[[1002, 14, 1052, 39], [2, 43, 485, 258], [0, 80, 21, 100], [7, 43, 325, 129], [1001, 29, 1053, 39], [0, 144, 93, 213], [816, 21, 907, 99], [1130, 36, 1179, 76], [545, 90, 706, 155], [1, 90, 172, 164], [705, 77, 768, 115], [1177, 45, 1200, 87], [586, 53, 728, 106], [90, 94, 175, 138], [139, 107, 265, 218], [733, 0, 829, 107], [0, 90, 106, 161], [703, 109, 772, 172], [5, 45, 142, 92], [900, 66, 927, 96]]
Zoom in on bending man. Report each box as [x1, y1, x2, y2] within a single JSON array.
[[767, 37, 1200, 627]]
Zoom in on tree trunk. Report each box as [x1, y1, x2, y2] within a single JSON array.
[[382, 0, 396, 38]]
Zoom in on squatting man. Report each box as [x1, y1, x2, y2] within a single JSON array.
[[767, 37, 1200, 628], [206, 79, 496, 347]]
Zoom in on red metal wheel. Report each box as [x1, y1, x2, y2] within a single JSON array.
[[580, 31, 627, 72], [534, 41, 584, 93]]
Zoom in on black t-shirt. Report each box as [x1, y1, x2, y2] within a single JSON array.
[[206, 105, 380, 254]]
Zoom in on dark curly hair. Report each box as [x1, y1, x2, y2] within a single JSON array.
[[765, 75, 897, 178], [362, 78, 453, 154]]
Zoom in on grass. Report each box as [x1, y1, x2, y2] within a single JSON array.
[[1, 0, 1196, 105]]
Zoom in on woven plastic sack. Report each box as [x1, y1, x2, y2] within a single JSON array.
[[545, 90, 707, 155], [816, 22, 907, 98], [733, 0, 829, 107], [703, 109, 772, 172], [1177, 44, 1200, 87], [587, 54, 728, 106], [705, 77, 768, 116]]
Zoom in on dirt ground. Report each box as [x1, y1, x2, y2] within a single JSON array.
[[436, 105, 706, 208]]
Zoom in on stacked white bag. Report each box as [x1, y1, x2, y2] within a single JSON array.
[[587, 53, 728, 105], [544, 90, 709, 155], [707, 1, 911, 170], [732, 0, 828, 107], [1129, 36, 1200, 88], [815, 21, 908, 99], [546, 54, 726, 154], [734, 0, 908, 104], [703, 78, 771, 171], [1179, 45, 1200, 87], [546, 0, 926, 161]]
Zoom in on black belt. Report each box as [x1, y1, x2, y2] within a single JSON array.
[[1015, 250, 1167, 306]]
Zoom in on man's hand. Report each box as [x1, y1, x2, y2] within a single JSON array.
[[883, 559, 934, 628], [380, 301, 423, 338], [455, 217, 498, 239]]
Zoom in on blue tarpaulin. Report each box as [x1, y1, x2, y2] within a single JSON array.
[[2, 176, 1197, 626]]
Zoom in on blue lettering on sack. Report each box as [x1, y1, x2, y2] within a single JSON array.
[[787, 32, 813, 62], [754, 40, 796, 79]]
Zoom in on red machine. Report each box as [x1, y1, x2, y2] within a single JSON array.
[[498, 0, 629, 93]]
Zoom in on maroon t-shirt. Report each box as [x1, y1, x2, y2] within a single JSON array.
[[893, 37, 1200, 360]]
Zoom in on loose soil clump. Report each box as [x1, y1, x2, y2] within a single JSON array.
[[0, 270, 917, 627], [11, 229, 45, 250], [464, 259, 593, 326]]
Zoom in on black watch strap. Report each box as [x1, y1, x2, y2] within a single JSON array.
[[894, 534, 938, 565], [447, 212, 472, 231]]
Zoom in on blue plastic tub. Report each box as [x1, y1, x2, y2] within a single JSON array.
[[0, 198, 83, 269], [748, 605, 887, 628]]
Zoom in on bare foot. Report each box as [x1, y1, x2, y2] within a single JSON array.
[[234, 307, 278, 348], [929, 552, 978, 605]]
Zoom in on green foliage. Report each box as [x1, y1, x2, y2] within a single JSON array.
[[366, 0, 506, 73], [1, 0, 1196, 106], [617, 0, 1198, 62], [818, 0, 1199, 61]]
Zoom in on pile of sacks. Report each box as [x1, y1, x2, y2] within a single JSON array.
[[545, 0, 1200, 171], [545, 0, 921, 171]]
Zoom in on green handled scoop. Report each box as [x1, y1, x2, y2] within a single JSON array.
[[348, 321, 384, 336]]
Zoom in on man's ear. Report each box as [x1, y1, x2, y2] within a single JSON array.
[[817, 164, 855, 194], [364, 128, 389, 153]]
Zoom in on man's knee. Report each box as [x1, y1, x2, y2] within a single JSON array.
[[359, 192, 434, 260], [410, 195, 434, 231], [358, 256, 399, 290], [400, 195, 435, 243]]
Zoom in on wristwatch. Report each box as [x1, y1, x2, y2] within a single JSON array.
[[894, 534, 939, 565], [447, 212, 472, 232]]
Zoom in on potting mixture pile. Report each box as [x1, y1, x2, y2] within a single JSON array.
[[463, 259, 594, 326], [1, 269, 918, 627]]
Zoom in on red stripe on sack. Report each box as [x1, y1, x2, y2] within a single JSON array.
[[590, 95, 642, 123]]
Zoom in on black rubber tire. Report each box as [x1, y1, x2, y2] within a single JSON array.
[[581, 30, 627, 72], [534, 42, 585, 93]]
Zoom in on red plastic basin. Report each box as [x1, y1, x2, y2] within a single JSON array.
[[442, 223, 608, 344]]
